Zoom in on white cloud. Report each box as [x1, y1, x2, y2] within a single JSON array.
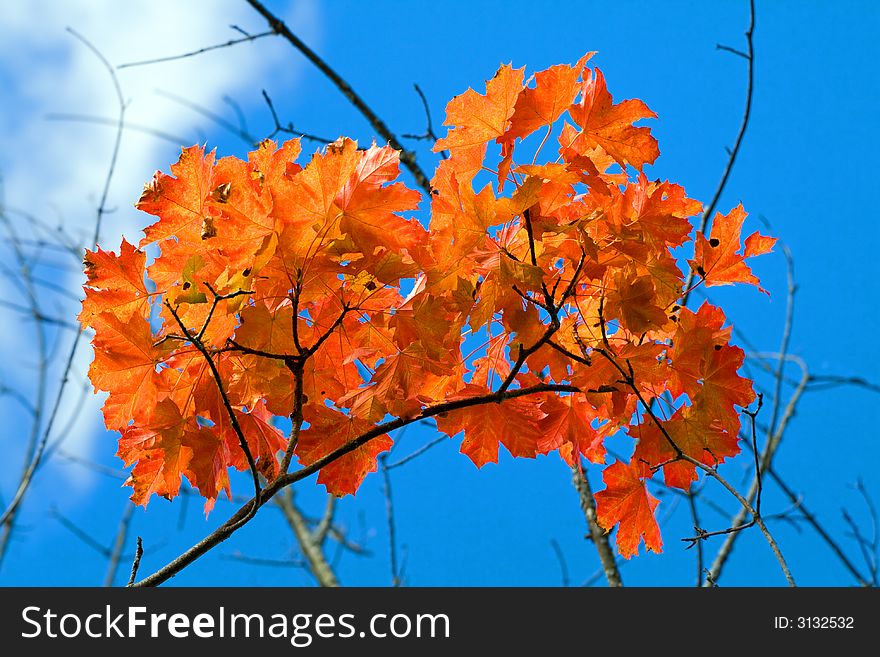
[[0, 0, 322, 491]]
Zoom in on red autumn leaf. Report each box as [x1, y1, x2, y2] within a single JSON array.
[[567, 68, 660, 171], [632, 403, 739, 490], [505, 54, 594, 144], [80, 238, 151, 327], [434, 63, 525, 152], [296, 406, 392, 497], [536, 394, 606, 465], [689, 204, 776, 293], [594, 459, 662, 558], [436, 386, 546, 467]]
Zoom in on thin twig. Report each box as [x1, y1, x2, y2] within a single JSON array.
[[766, 244, 795, 440], [385, 434, 447, 470], [681, 0, 755, 307], [45, 113, 189, 145], [221, 551, 306, 569], [402, 83, 447, 159], [118, 30, 275, 69], [597, 347, 795, 585], [126, 537, 143, 587], [806, 375, 880, 394], [0, 208, 48, 565], [705, 264, 804, 585], [685, 489, 704, 587], [716, 43, 749, 59], [276, 489, 339, 586], [744, 441, 869, 586], [379, 455, 400, 586], [104, 502, 136, 587], [549, 539, 570, 587], [165, 300, 262, 519], [261, 90, 333, 144], [50, 506, 111, 557], [155, 89, 256, 145]]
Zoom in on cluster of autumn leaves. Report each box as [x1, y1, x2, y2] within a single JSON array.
[[80, 53, 774, 557]]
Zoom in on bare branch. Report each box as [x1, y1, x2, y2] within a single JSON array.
[[261, 89, 333, 144], [681, 0, 755, 306], [221, 551, 306, 569], [276, 489, 339, 586], [379, 455, 401, 586], [131, 381, 578, 586], [104, 503, 136, 587], [244, 0, 432, 193], [762, 464, 868, 586], [155, 89, 255, 145], [0, 29, 126, 552], [549, 539, 570, 587], [385, 434, 446, 470], [126, 537, 143, 587], [685, 489, 704, 586], [402, 83, 447, 158], [118, 30, 275, 69], [46, 113, 189, 145], [164, 300, 262, 520]]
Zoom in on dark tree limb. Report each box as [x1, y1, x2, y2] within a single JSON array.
[[244, 0, 432, 194], [131, 381, 578, 587], [681, 0, 755, 307], [118, 29, 276, 69]]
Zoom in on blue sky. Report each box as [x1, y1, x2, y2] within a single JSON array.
[[0, 0, 877, 587]]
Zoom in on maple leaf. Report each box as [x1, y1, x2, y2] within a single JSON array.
[[80, 238, 151, 327], [88, 313, 168, 431], [296, 405, 393, 497], [689, 204, 776, 293], [436, 386, 546, 467], [536, 394, 606, 465], [117, 399, 194, 506], [434, 63, 524, 153], [229, 401, 286, 481], [138, 144, 216, 246], [632, 403, 739, 489], [567, 68, 660, 171], [337, 143, 425, 258], [594, 459, 662, 558], [604, 265, 670, 335], [505, 54, 594, 144], [295, 406, 393, 497], [668, 301, 732, 399]]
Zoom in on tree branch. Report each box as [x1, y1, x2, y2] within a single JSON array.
[[131, 381, 577, 586], [681, 0, 755, 307], [276, 489, 339, 587], [572, 464, 623, 587], [243, 0, 432, 193], [118, 29, 276, 69]]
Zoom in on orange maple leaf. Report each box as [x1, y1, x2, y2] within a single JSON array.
[[567, 68, 660, 171], [594, 459, 662, 558], [689, 204, 777, 292], [296, 406, 393, 497], [434, 63, 524, 153], [436, 386, 545, 467]]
